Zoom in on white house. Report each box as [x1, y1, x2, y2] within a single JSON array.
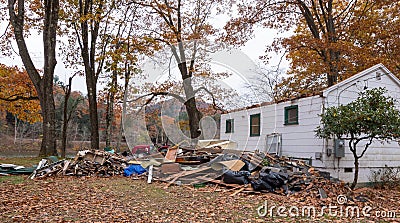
[[220, 64, 400, 183]]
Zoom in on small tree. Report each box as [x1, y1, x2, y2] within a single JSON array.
[[316, 87, 400, 189]]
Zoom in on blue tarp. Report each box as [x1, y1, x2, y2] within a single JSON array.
[[124, 164, 146, 176]]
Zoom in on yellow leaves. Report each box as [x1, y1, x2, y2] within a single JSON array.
[[0, 64, 42, 123], [262, 0, 400, 101]]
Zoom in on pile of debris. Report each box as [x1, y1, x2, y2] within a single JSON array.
[[0, 164, 36, 176], [26, 142, 348, 197], [144, 150, 347, 197], [30, 150, 128, 179]]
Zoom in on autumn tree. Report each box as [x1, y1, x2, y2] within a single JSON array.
[[316, 88, 400, 189], [56, 74, 82, 158], [0, 64, 41, 123], [225, 0, 400, 100], [60, 0, 144, 150], [1, 0, 59, 156], [59, 0, 116, 150], [101, 5, 143, 150], [130, 0, 230, 142], [245, 66, 284, 102]]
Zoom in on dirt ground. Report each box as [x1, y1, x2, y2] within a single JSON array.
[[1, 174, 400, 223]]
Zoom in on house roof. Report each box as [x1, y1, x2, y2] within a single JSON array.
[[322, 63, 400, 97], [223, 63, 399, 114]]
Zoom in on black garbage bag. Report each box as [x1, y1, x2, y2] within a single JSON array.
[[222, 170, 251, 185], [250, 179, 274, 192], [239, 158, 259, 172], [260, 172, 287, 189]]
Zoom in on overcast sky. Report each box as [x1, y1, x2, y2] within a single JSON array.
[[0, 21, 289, 95]]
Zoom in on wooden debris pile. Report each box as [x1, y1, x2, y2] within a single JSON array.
[[153, 150, 348, 197], [29, 145, 348, 199], [30, 150, 128, 179]]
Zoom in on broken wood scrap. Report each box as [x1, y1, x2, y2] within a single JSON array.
[[163, 171, 187, 189], [31, 150, 128, 179], [230, 187, 245, 196], [162, 166, 212, 182]]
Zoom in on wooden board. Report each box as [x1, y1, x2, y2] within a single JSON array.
[[162, 166, 211, 182], [164, 146, 179, 162]]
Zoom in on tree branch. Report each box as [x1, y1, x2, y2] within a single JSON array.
[[194, 86, 224, 112], [358, 137, 374, 159], [128, 91, 185, 115], [0, 94, 39, 102]]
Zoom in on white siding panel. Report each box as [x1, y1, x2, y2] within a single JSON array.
[[220, 65, 400, 183]]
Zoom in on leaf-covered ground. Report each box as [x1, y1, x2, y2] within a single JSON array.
[[1, 175, 400, 223]]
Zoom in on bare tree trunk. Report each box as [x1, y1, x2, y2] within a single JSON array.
[[8, 0, 59, 156], [41, 0, 58, 156], [86, 76, 99, 150], [116, 67, 130, 153], [184, 96, 202, 139], [176, 45, 202, 140], [105, 70, 118, 148], [351, 157, 359, 189], [78, 0, 104, 151], [61, 97, 69, 158], [297, 0, 339, 86], [61, 75, 76, 158]]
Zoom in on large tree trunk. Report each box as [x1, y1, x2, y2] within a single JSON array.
[[176, 41, 202, 141], [8, 0, 59, 156], [39, 85, 56, 156], [179, 64, 202, 140], [41, 0, 59, 156], [297, 0, 340, 87], [79, 0, 103, 151], [86, 75, 100, 150], [184, 96, 202, 139]]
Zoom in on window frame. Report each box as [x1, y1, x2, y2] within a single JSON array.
[[225, 119, 234, 133], [249, 113, 261, 137], [284, 105, 299, 125]]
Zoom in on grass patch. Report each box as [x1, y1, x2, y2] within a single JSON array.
[[0, 175, 27, 184], [0, 157, 42, 167]]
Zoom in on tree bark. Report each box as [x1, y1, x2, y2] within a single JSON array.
[[184, 96, 202, 139], [297, 0, 339, 86], [105, 70, 117, 148], [41, 0, 59, 156], [351, 157, 359, 189], [61, 75, 75, 158], [116, 76, 128, 153], [61, 89, 70, 158], [86, 74, 100, 150], [175, 44, 202, 140], [8, 0, 59, 156], [78, 0, 103, 151]]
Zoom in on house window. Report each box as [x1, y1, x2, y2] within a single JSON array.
[[284, 105, 299, 125], [266, 133, 282, 156], [344, 168, 353, 173], [250, 113, 261, 136], [225, 119, 234, 133]]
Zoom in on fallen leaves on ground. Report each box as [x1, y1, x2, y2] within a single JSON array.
[[0, 176, 399, 222]]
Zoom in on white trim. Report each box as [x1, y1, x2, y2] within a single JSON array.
[[323, 63, 400, 97]]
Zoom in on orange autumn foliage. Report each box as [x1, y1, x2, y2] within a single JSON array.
[[0, 64, 41, 123], [225, 0, 400, 101]]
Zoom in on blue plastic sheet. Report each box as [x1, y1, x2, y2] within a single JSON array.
[[124, 164, 146, 176]]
